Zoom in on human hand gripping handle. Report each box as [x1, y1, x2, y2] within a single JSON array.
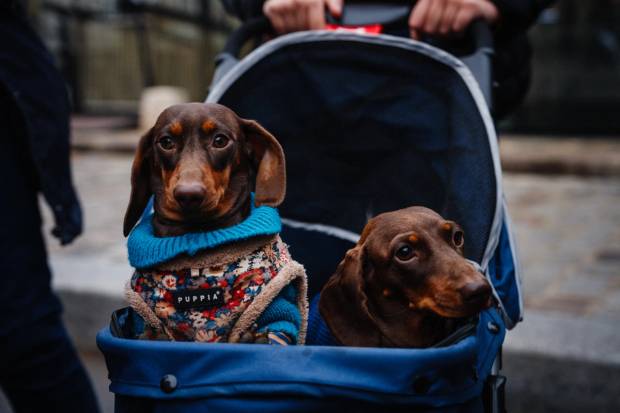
[[408, 0, 499, 39], [263, 0, 344, 34], [262, 0, 498, 38]]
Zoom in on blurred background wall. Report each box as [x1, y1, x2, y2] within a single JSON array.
[[506, 0, 620, 135], [27, 0, 620, 136], [29, 0, 237, 114], [30, 0, 620, 135]]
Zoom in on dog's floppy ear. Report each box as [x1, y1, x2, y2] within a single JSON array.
[[123, 129, 154, 236], [319, 245, 382, 347], [241, 119, 286, 207]]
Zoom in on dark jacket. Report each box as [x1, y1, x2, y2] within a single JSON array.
[[0, 2, 82, 244], [221, 0, 555, 119]]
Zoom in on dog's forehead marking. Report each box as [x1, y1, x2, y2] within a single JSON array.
[[364, 209, 455, 252], [157, 103, 242, 138], [202, 120, 216, 133], [170, 121, 183, 136]]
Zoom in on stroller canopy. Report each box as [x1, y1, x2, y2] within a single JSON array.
[[208, 31, 520, 325]]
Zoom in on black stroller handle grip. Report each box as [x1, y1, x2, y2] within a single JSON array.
[[325, 1, 413, 27], [469, 18, 494, 54], [220, 20, 492, 58], [220, 16, 273, 59], [220, 7, 493, 60]]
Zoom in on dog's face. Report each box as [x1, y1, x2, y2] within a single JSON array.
[[320, 206, 492, 347], [361, 207, 491, 317], [123, 103, 286, 236]]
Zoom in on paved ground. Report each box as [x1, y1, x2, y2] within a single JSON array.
[[509, 174, 620, 322], [500, 135, 620, 176], [2, 139, 619, 412]]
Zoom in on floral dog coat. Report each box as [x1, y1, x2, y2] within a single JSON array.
[[126, 236, 308, 343]]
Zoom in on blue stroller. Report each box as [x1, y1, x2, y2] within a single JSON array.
[[97, 2, 523, 412]]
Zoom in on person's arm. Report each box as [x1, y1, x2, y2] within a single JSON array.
[[490, 0, 555, 119], [408, 0, 499, 39], [492, 0, 555, 38]]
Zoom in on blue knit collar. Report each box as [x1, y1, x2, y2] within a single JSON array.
[[127, 194, 281, 269]]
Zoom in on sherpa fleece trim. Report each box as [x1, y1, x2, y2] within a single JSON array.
[[127, 194, 281, 269], [229, 260, 308, 344], [157, 235, 277, 271], [125, 282, 175, 340], [125, 281, 164, 329]]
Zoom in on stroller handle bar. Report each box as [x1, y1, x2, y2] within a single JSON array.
[[214, 1, 494, 107]]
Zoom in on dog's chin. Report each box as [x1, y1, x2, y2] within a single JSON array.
[[164, 206, 221, 227], [156, 200, 250, 235]]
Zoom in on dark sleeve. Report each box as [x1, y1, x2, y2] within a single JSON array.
[[492, 0, 556, 38], [489, 0, 556, 119], [221, 0, 266, 21], [0, 12, 83, 244]]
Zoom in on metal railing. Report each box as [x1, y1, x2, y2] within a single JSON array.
[[40, 0, 236, 113]]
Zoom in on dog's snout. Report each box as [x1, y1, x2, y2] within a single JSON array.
[[460, 280, 492, 305], [174, 184, 206, 210]]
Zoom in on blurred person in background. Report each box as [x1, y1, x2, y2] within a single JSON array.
[[222, 0, 554, 119], [0, 1, 100, 411]]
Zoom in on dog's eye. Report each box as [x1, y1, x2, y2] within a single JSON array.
[[395, 244, 415, 261], [158, 136, 175, 151], [212, 134, 230, 149], [453, 230, 464, 247]]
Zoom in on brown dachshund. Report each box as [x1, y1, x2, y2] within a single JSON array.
[[123, 102, 285, 237], [320, 206, 492, 348], [123, 103, 308, 344]]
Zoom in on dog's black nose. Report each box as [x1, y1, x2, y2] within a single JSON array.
[[460, 280, 492, 305], [174, 184, 206, 210]]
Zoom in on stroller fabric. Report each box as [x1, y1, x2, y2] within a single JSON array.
[[99, 305, 505, 412]]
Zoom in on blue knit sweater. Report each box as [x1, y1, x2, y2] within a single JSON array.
[[126, 196, 300, 343], [127, 195, 281, 269]]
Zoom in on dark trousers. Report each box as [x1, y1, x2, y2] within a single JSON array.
[[0, 93, 100, 412]]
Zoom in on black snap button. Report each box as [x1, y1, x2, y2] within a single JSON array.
[[487, 321, 500, 334], [160, 374, 177, 393], [412, 376, 431, 394]]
